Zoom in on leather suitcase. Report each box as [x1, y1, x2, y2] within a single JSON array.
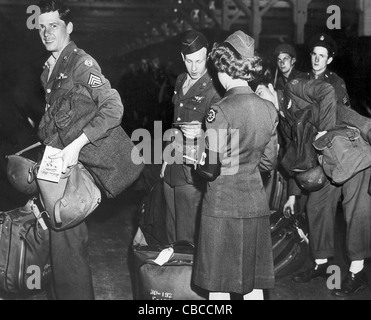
[[131, 229, 206, 300], [0, 199, 50, 294]]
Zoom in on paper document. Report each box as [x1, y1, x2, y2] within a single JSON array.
[[36, 146, 63, 183]]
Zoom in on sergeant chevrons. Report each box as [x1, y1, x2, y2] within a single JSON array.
[[40, 41, 123, 145]]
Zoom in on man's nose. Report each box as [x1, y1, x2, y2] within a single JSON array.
[[44, 26, 51, 36], [191, 63, 197, 71]]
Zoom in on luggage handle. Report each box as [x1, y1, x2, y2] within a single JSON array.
[[152, 241, 195, 266], [170, 240, 195, 249]]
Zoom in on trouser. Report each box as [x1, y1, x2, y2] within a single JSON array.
[[306, 167, 371, 261], [49, 222, 94, 300], [163, 182, 204, 244]]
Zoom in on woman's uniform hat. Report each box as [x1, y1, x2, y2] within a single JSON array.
[[274, 43, 297, 58], [181, 30, 209, 55], [309, 33, 337, 57], [224, 30, 255, 59]]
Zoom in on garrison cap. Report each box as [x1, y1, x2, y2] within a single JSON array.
[[274, 43, 297, 58], [181, 30, 208, 55], [309, 33, 337, 57], [224, 30, 255, 59]]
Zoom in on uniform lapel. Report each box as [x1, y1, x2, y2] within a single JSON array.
[[182, 72, 210, 98], [43, 42, 77, 87]]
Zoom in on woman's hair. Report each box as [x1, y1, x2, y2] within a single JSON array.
[[209, 42, 263, 82], [38, 0, 72, 24]]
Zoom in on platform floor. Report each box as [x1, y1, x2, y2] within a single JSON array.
[[1, 183, 370, 301]]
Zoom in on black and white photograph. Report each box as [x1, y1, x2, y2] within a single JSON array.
[[1, 0, 371, 304]]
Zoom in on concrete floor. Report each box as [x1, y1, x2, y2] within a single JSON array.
[[1, 181, 371, 301]]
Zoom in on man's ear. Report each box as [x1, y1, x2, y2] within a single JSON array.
[[181, 52, 185, 61], [327, 56, 333, 65], [292, 57, 296, 65], [66, 22, 73, 35]]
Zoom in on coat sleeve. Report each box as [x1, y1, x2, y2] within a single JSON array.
[[308, 80, 337, 131], [196, 104, 227, 181], [72, 55, 124, 145], [259, 104, 279, 172]]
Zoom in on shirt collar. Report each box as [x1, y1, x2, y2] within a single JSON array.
[[43, 41, 76, 68]]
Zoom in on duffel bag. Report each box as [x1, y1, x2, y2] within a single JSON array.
[[0, 199, 51, 294], [131, 228, 206, 300], [313, 126, 371, 184]]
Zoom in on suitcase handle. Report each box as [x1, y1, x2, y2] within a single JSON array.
[[170, 240, 195, 249]]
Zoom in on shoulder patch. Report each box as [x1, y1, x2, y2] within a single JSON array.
[[206, 107, 218, 123], [85, 59, 93, 67], [88, 73, 104, 88], [290, 79, 299, 85]]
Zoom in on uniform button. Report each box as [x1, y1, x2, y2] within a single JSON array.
[[74, 49, 77, 52], [194, 108, 196, 110], [46, 89, 51, 93], [175, 130, 179, 135], [177, 117, 181, 121], [180, 103, 183, 107]]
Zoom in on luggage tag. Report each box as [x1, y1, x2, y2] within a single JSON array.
[[294, 220, 309, 244], [297, 227, 309, 244], [152, 247, 174, 266], [31, 201, 48, 231]]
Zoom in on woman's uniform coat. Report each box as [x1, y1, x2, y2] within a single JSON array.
[[193, 86, 278, 294]]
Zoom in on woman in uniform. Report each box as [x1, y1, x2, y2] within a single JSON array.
[[193, 31, 279, 300]]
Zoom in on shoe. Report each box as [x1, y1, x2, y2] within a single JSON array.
[[292, 263, 329, 283], [332, 270, 368, 297]]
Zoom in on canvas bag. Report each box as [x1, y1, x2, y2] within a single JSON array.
[[0, 199, 50, 294], [35, 162, 101, 230], [312, 126, 371, 184], [38, 84, 144, 199]]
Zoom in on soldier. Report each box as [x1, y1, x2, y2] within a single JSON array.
[[193, 30, 278, 300], [36, 0, 124, 299], [305, 33, 350, 108], [160, 30, 222, 244], [256, 34, 371, 297], [273, 43, 305, 91]]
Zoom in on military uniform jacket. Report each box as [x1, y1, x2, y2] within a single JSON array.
[[163, 71, 221, 187], [280, 79, 337, 196], [305, 70, 350, 108], [37, 42, 144, 199], [203, 86, 278, 219], [39, 41, 123, 145], [275, 68, 306, 91]]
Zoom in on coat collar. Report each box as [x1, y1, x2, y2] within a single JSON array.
[[224, 86, 254, 97], [41, 41, 77, 86], [178, 71, 212, 98]]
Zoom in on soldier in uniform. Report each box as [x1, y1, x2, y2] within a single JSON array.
[[36, 0, 124, 299], [273, 43, 305, 91], [160, 30, 222, 244], [193, 31, 278, 300], [256, 33, 371, 297], [305, 33, 350, 108]]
